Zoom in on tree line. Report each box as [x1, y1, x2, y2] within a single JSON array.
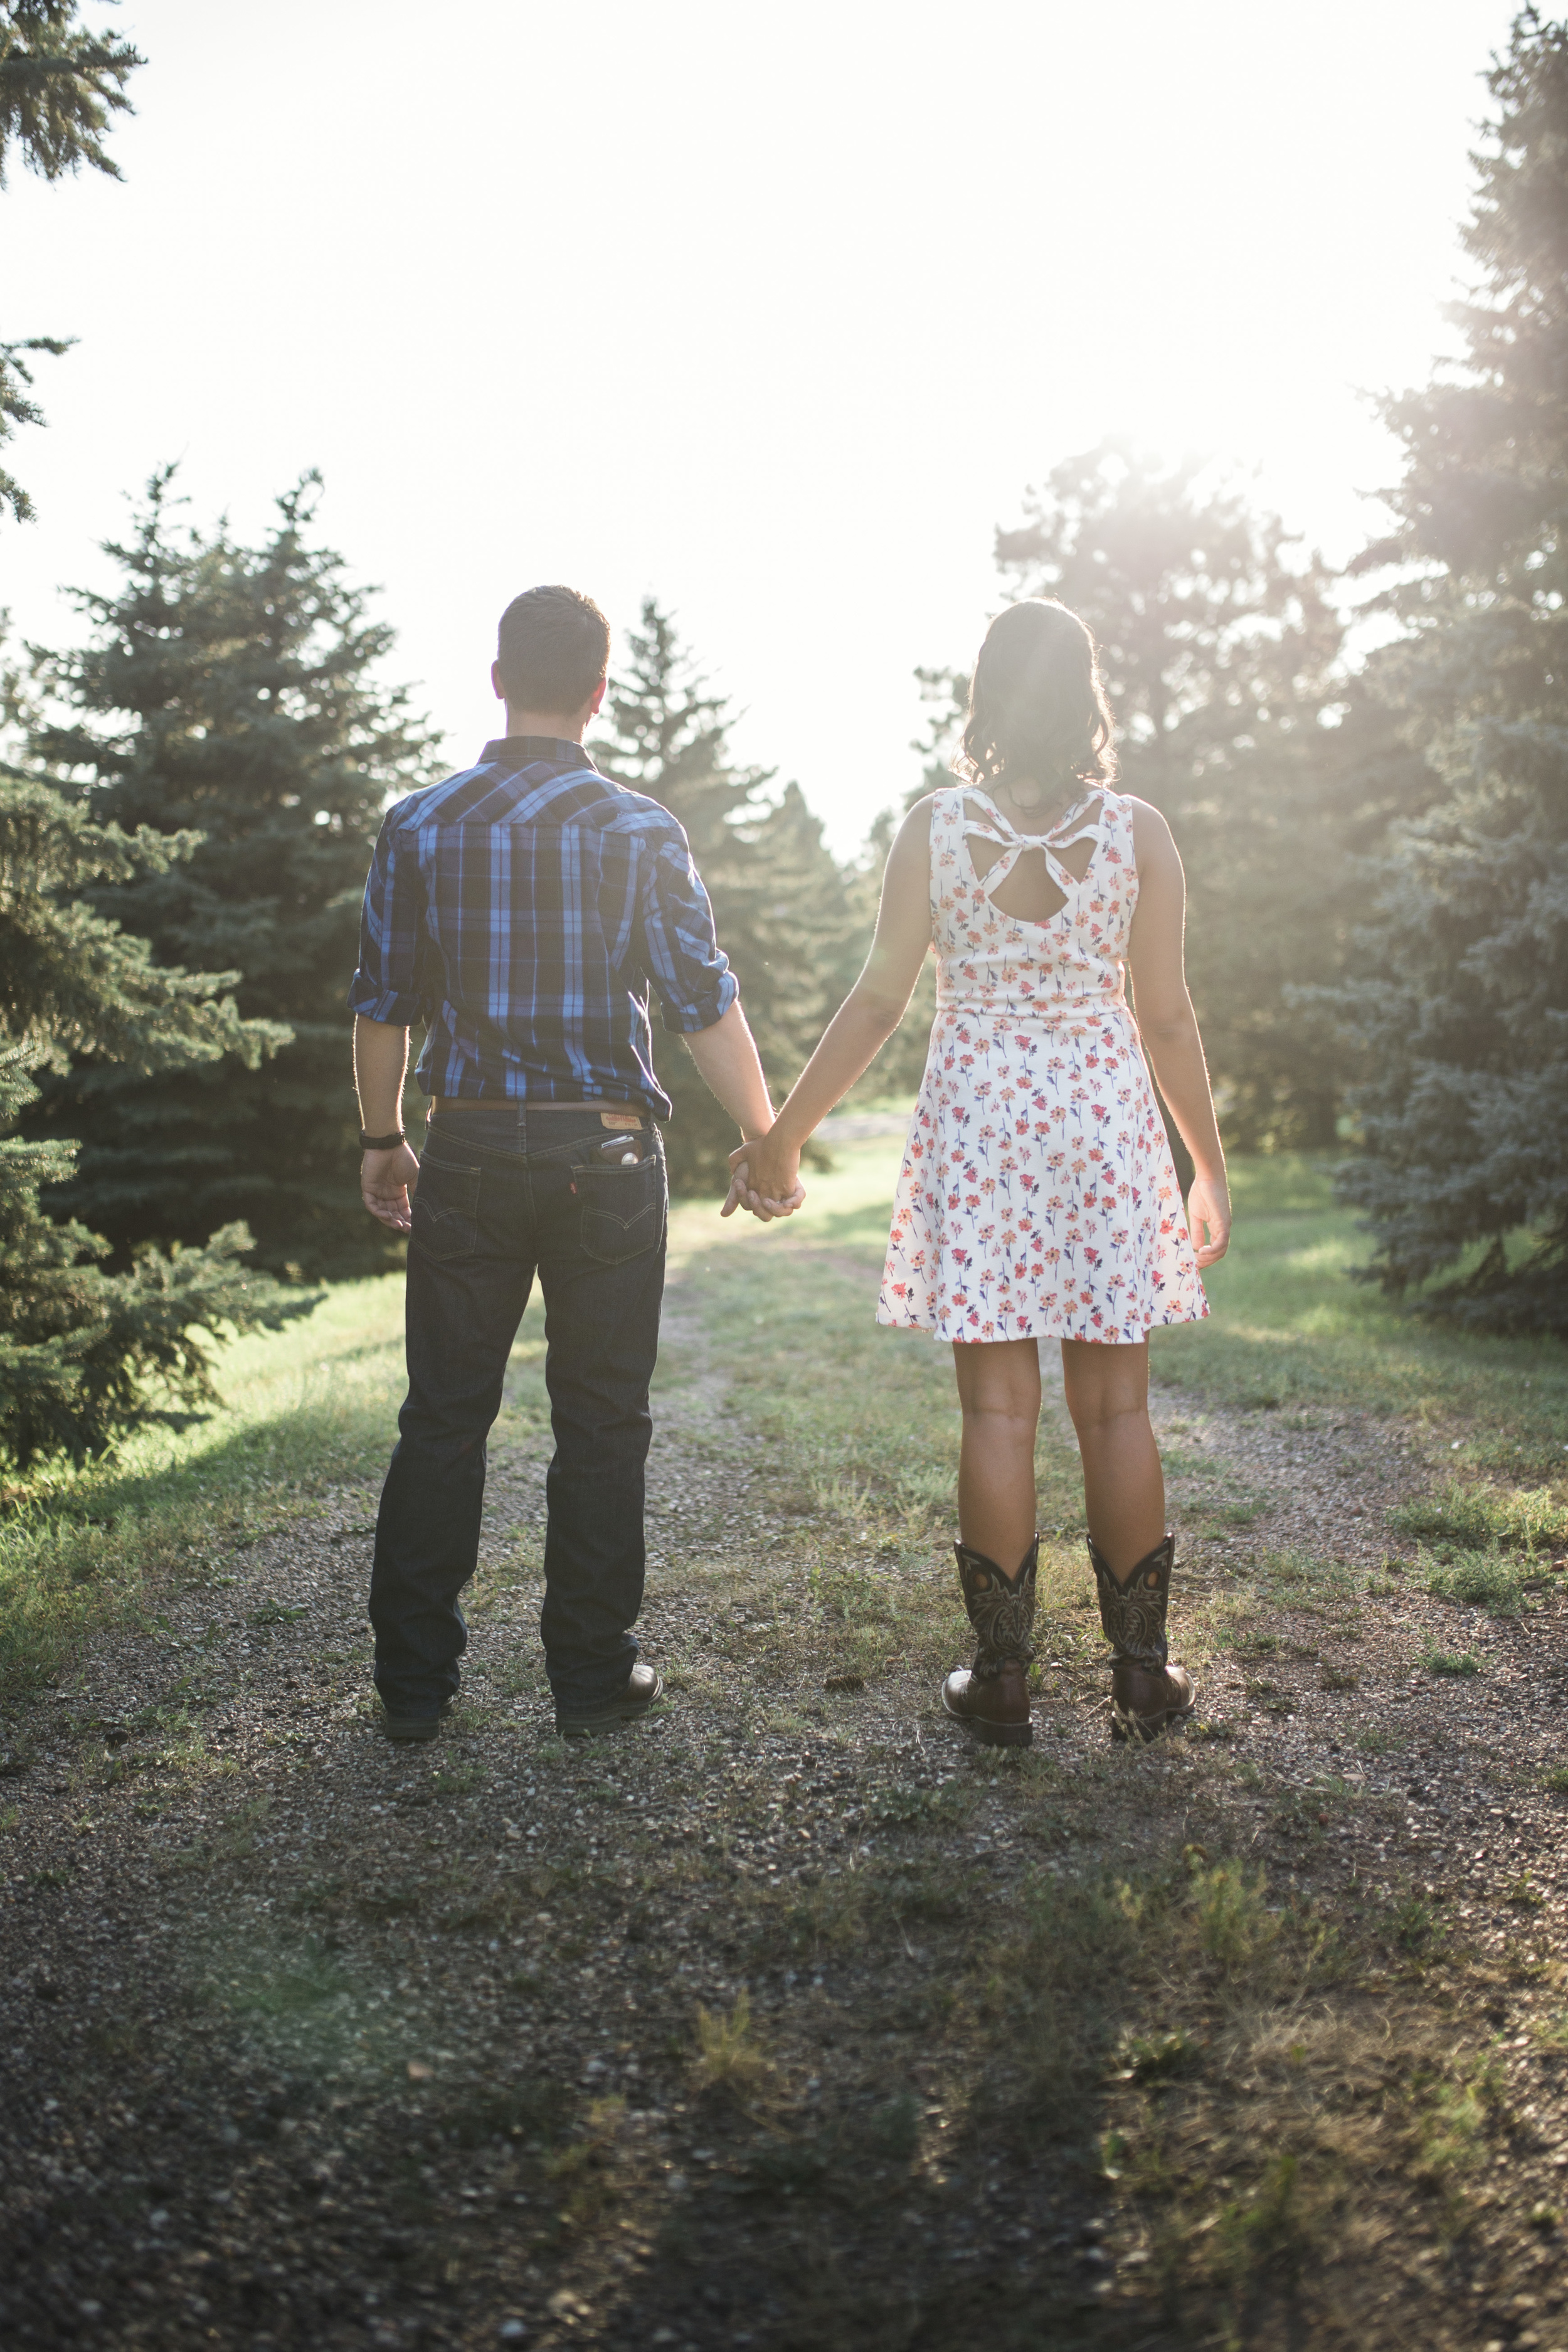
[[1, 4, 1564, 1476]]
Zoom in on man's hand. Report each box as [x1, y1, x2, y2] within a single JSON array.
[[719, 1167, 805, 1221], [722, 1130, 805, 1221], [361, 1142, 421, 1234]]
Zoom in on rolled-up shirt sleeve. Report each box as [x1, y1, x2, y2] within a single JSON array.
[[346, 810, 428, 1027], [638, 829, 738, 1034]]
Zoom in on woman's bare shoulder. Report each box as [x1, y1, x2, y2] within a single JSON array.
[[1125, 795, 1180, 866], [891, 794, 941, 853]]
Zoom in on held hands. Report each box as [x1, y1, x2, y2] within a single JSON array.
[[721, 1128, 806, 1222], [361, 1142, 421, 1234], [1186, 1170, 1231, 1269]]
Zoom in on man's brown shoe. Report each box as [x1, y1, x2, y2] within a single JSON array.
[[380, 1702, 452, 1744], [941, 1656, 1033, 1747], [554, 1661, 665, 1739]]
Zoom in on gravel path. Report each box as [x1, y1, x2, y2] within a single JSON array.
[[3, 1248, 1567, 2352]]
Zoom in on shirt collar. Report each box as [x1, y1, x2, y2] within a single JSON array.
[[479, 735, 600, 772]]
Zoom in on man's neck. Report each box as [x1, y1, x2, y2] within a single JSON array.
[[502, 708, 587, 744]]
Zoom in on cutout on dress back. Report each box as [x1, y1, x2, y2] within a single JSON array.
[[963, 794, 1102, 928]]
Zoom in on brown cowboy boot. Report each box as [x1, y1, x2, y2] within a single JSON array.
[[1088, 1532, 1197, 1743], [941, 1537, 1037, 1748]]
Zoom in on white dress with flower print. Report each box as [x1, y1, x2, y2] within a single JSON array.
[[877, 785, 1208, 1345]]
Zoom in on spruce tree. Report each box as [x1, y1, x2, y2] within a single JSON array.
[[1332, 9, 1568, 1327], [591, 600, 859, 1190], [944, 443, 1359, 1150], [0, 1, 143, 524], [0, 769, 308, 1470], [24, 468, 439, 1273]]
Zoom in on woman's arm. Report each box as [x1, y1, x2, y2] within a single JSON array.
[[729, 800, 936, 1209], [1126, 800, 1229, 1268]]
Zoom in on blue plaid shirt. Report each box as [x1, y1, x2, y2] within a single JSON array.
[[346, 736, 736, 1119]]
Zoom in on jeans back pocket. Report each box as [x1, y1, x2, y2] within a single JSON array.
[[411, 1155, 482, 1261], [577, 1148, 665, 1266]]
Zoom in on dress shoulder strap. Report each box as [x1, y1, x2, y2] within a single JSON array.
[[926, 785, 968, 857], [925, 786, 966, 913], [1099, 785, 1135, 856]]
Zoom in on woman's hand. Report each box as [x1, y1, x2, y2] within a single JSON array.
[[722, 1130, 805, 1220], [1186, 1170, 1231, 1268]]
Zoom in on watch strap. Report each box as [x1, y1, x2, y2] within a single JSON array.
[[359, 1128, 407, 1152]]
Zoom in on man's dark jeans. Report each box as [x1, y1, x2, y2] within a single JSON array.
[[370, 1105, 667, 1719]]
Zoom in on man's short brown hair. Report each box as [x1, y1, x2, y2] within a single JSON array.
[[495, 585, 610, 714]]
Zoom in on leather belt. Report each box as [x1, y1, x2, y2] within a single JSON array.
[[429, 1099, 645, 1128]]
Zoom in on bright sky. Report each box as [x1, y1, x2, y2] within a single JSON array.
[[5, 0, 1517, 853]]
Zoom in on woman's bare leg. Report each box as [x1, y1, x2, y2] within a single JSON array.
[[951, 1337, 1041, 1569], [1059, 1337, 1164, 1574]]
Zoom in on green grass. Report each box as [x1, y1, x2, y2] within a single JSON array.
[[675, 1140, 1568, 1475], [666, 1143, 1568, 1645], [1390, 1477, 1567, 1552], [1417, 1548, 1537, 1618], [1146, 1155, 1568, 1476], [6, 1138, 1565, 1692], [667, 1143, 977, 1518], [0, 1278, 410, 1687], [1421, 1641, 1481, 1678]]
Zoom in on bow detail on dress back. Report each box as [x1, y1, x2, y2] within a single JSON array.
[[962, 787, 1103, 902]]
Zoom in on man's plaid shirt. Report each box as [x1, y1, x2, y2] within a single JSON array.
[[347, 736, 736, 1119]]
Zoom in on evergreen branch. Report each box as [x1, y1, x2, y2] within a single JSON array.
[[0, 1, 143, 187], [0, 773, 292, 1075], [0, 1210, 320, 1471], [0, 332, 72, 524]]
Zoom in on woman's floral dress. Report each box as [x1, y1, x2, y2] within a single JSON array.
[[878, 785, 1208, 1345]]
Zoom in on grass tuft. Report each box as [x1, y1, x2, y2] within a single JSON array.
[[1116, 2025, 1200, 2082], [1418, 1547, 1534, 1617], [1421, 1642, 1481, 1678], [1390, 1478, 1566, 1554], [692, 1989, 770, 2096], [1192, 1859, 1280, 1977]]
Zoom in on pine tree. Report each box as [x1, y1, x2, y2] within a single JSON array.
[[24, 468, 440, 1273], [0, 1, 143, 524], [0, 769, 309, 1470], [953, 442, 1359, 1150], [1331, 9, 1568, 1327], [591, 600, 859, 1190]]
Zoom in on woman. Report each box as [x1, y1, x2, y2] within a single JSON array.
[[731, 598, 1229, 1747]]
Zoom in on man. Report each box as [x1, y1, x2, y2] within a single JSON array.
[[348, 585, 792, 1742]]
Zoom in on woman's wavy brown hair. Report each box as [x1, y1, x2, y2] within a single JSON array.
[[955, 598, 1117, 797]]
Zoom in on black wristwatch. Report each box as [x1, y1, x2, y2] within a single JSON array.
[[359, 1128, 407, 1152]]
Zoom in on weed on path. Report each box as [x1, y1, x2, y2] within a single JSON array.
[[3, 1148, 1568, 2351]]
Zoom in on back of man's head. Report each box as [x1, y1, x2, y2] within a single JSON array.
[[496, 585, 610, 718]]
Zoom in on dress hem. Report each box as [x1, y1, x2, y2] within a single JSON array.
[[875, 1301, 1210, 1343]]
